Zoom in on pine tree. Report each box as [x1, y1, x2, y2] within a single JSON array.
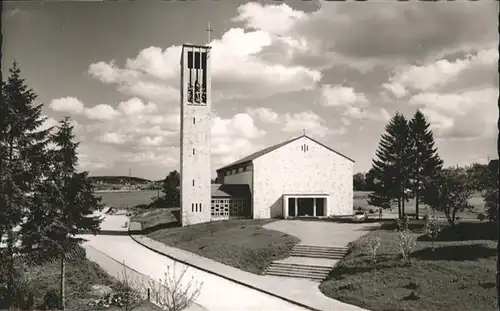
[[21, 117, 103, 310], [0, 62, 51, 306], [162, 170, 180, 208], [368, 112, 413, 218], [408, 110, 443, 219]]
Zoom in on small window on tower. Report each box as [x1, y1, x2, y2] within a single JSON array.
[[193, 148, 195, 155], [306, 145, 309, 152], [301, 145, 304, 151], [193, 179, 195, 186], [193, 117, 196, 124], [191, 203, 194, 212], [200, 203, 202, 212], [195, 203, 198, 212]]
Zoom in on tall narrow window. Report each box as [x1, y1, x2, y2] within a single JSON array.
[[192, 179, 195, 186], [306, 145, 309, 152], [191, 203, 194, 212], [301, 145, 304, 151], [200, 203, 202, 212], [193, 117, 196, 124], [193, 148, 195, 155], [195, 203, 198, 212]]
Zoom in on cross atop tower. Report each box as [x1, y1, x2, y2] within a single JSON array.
[[302, 129, 306, 136], [205, 21, 214, 45]]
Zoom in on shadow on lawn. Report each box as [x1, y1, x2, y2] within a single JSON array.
[[417, 222, 498, 242], [327, 255, 396, 279], [412, 243, 496, 261]]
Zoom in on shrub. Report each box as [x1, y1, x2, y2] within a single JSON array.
[[395, 227, 416, 265], [425, 216, 441, 251], [478, 213, 486, 222], [356, 206, 362, 211], [369, 209, 375, 214], [41, 289, 60, 310]]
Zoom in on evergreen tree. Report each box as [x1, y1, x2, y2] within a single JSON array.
[[368, 112, 413, 218], [408, 110, 443, 219], [21, 117, 103, 310], [0, 62, 51, 306], [162, 170, 180, 208]]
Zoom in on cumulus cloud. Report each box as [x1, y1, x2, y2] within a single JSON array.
[[232, 2, 497, 73], [49, 97, 85, 114], [88, 27, 321, 103], [408, 88, 498, 139], [281, 110, 335, 137], [246, 107, 279, 123], [383, 48, 498, 98], [211, 113, 265, 139], [320, 85, 368, 107]]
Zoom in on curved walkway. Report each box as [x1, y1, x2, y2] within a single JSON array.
[[82, 234, 308, 311]]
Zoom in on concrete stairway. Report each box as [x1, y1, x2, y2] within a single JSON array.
[[290, 244, 348, 259], [264, 244, 349, 281], [264, 262, 332, 281]]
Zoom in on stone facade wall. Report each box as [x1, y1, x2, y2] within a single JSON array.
[[180, 45, 212, 226], [252, 136, 353, 219]]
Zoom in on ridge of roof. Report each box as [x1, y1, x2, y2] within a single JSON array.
[[216, 135, 354, 172]]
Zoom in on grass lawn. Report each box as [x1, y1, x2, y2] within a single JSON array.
[[12, 254, 162, 311], [320, 220, 497, 311], [147, 219, 300, 274], [130, 208, 180, 231]]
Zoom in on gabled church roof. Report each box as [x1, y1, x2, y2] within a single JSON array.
[[216, 134, 354, 172]]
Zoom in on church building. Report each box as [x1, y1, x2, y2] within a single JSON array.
[[213, 134, 355, 220], [179, 43, 354, 226]]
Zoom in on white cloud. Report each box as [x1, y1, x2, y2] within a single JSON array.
[[383, 48, 498, 98], [98, 132, 128, 145], [281, 111, 334, 137], [84, 104, 120, 121], [117, 97, 158, 116], [232, 2, 307, 35], [49, 97, 85, 114], [408, 88, 498, 139], [246, 107, 279, 123], [320, 85, 368, 107], [211, 113, 265, 139]]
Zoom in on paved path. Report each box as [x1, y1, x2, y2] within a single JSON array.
[[131, 235, 368, 311], [82, 234, 308, 311], [263, 220, 379, 247]]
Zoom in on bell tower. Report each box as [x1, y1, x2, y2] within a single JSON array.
[[180, 44, 212, 226]]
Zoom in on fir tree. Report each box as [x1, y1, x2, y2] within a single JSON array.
[[368, 112, 413, 218], [162, 170, 180, 208], [0, 62, 51, 306], [21, 117, 103, 310], [408, 110, 443, 219]]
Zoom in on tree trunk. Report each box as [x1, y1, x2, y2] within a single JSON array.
[[60, 253, 66, 310], [402, 198, 406, 218], [415, 189, 419, 220], [398, 197, 402, 219]]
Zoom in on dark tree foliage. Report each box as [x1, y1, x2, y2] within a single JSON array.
[[364, 168, 377, 192], [162, 170, 180, 208], [422, 167, 477, 227], [353, 173, 366, 191], [0, 62, 51, 306], [408, 109, 443, 219], [368, 112, 413, 218], [20, 117, 103, 310]]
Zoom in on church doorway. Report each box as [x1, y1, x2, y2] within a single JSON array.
[[284, 195, 327, 218]]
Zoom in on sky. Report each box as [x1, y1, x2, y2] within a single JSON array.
[[2, 1, 498, 181]]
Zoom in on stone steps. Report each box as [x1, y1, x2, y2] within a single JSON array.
[[264, 262, 332, 281], [290, 245, 348, 259]]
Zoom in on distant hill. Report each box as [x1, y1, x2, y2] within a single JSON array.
[[88, 176, 152, 184]]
